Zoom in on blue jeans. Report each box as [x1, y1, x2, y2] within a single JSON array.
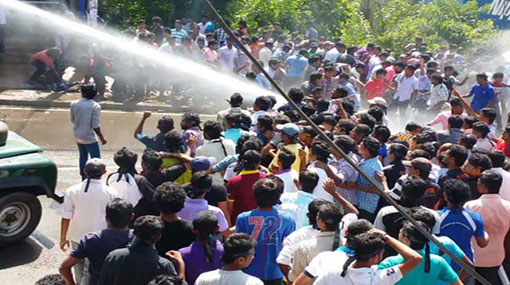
[[77, 142, 101, 180]]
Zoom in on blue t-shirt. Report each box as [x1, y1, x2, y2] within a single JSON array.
[[438, 207, 485, 270], [285, 55, 309, 78], [224, 128, 250, 145], [378, 143, 388, 158], [71, 229, 133, 283], [470, 83, 496, 112], [379, 249, 459, 285], [137, 132, 167, 152], [429, 235, 466, 285], [236, 209, 296, 280]]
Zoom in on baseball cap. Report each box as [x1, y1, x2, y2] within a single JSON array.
[[191, 156, 217, 172], [403, 157, 432, 173], [367, 97, 387, 108], [85, 158, 106, 177], [276, 123, 300, 137], [227, 93, 243, 105]]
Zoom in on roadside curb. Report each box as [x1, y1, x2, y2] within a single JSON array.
[[0, 99, 210, 113]]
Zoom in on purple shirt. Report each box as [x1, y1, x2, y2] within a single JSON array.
[[179, 240, 224, 285], [182, 127, 204, 154], [178, 198, 229, 232]]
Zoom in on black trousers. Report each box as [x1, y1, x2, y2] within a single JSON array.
[[0, 24, 5, 52], [475, 266, 502, 285]]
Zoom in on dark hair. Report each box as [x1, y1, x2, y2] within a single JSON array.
[[388, 143, 408, 161], [322, 114, 337, 127], [345, 219, 373, 247], [473, 121, 490, 138], [373, 125, 391, 143], [163, 131, 183, 153], [367, 107, 384, 123], [450, 98, 463, 108], [222, 233, 256, 264], [334, 135, 357, 154], [133, 215, 164, 242], [410, 208, 436, 229], [225, 113, 242, 129], [418, 142, 437, 159], [405, 122, 422, 132], [158, 116, 174, 133], [357, 113, 376, 130], [341, 232, 385, 277], [193, 212, 219, 265], [190, 171, 213, 197], [253, 178, 282, 207], [242, 149, 261, 170], [81, 84, 97, 99], [254, 96, 271, 111], [203, 120, 223, 140], [148, 275, 184, 285], [316, 100, 330, 113], [362, 136, 381, 157], [488, 149, 506, 168], [480, 108, 497, 125], [288, 88, 305, 103], [400, 177, 427, 206], [302, 104, 317, 117], [154, 182, 187, 214], [443, 179, 470, 207], [448, 144, 468, 167], [468, 153, 492, 171], [448, 115, 463, 129], [306, 199, 329, 228], [479, 170, 502, 194], [310, 72, 322, 82], [337, 119, 356, 135], [278, 148, 296, 170], [401, 221, 431, 273], [300, 170, 319, 194], [318, 203, 343, 231], [142, 149, 163, 171], [112, 147, 138, 183], [182, 112, 201, 127], [284, 110, 301, 123], [256, 115, 274, 131], [311, 141, 330, 162], [476, 73, 488, 80], [463, 116, 479, 129], [353, 124, 372, 138], [35, 274, 66, 285], [106, 198, 134, 228], [409, 149, 431, 160], [459, 133, 477, 150]]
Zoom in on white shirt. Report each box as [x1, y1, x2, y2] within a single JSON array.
[[197, 21, 211, 34], [107, 173, 143, 207], [196, 138, 236, 165], [159, 43, 174, 54], [493, 167, 510, 201], [276, 225, 318, 266], [218, 46, 238, 71], [250, 110, 267, 131], [276, 169, 299, 193], [307, 162, 338, 202], [473, 137, 494, 152], [428, 83, 449, 106], [315, 265, 403, 285], [325, 49, 340, 62], [60, 179, 116, 242], [196, 269, 263, 285], [304, 250, 349, 279], [393, 73, 419, 102], [259, 47, 273, 68]]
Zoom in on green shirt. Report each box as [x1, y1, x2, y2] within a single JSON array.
[[378, 249, 459, 285]]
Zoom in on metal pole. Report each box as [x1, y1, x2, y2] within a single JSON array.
[[203, 0, 490, 284]]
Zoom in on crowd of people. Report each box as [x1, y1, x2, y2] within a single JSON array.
[[28, 15, 510, 285]]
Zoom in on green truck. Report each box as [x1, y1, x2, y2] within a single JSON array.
[[0, 122, 59, 244]]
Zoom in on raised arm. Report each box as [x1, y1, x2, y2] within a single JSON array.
[[134, 111, 151, 139]]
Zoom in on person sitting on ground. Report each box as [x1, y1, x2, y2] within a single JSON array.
[[59, 198, 134, 285], [235, 178, 296, 284], [153, 182, 195, 257], [99, 216, 185, 285], [178, 212, 224, 285], [178, 171, 229, 233], [379, 221, 462, 285], [195, 233, 263, 285], [313, 230, 422, 284], [134, 111, 174, 152]]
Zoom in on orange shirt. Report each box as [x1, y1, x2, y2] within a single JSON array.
[[32, 50, 55, 68]]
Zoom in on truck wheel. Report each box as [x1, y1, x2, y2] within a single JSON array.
[[0, 192, 42, 244]]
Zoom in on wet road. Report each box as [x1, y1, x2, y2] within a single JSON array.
[[0, 106, 215, 283]]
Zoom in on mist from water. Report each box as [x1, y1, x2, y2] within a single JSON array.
[[1, 0, 279, 113]]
